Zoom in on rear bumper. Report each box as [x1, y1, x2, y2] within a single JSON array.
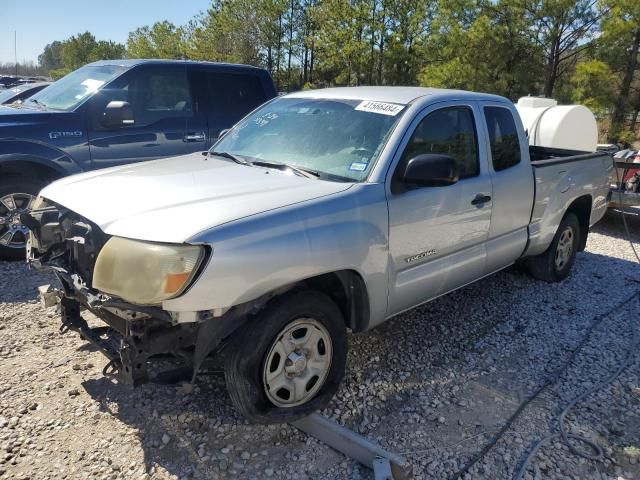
[[609, 188, 640, 208]]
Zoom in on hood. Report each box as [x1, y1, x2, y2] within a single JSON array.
[[41, 152, 353, 243], [0, 105, 70, 130], [0, 104, 59, 119]]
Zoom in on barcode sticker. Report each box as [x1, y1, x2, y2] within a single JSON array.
[[355, 101, 404, 116]]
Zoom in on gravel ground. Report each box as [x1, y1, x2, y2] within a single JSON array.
[[1, 208, 639, 480]]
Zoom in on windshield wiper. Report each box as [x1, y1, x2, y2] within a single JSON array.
[[252, 160, 320, 179], [209, 151, 251, 166], [28, 98, 47, 109]]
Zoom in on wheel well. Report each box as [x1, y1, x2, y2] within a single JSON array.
[[301, 271, 371, 333], [0, 160, 62, 183], [566, 195, 592, 251]]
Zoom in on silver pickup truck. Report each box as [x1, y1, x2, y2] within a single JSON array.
[[24, 87, 611, 423]]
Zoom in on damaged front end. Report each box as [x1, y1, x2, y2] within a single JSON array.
[[23, 199, 241, 386]]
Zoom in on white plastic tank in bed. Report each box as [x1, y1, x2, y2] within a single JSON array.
[[515, 97, 598, 152]]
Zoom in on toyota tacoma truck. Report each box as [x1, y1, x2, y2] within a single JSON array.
[[0, 59, 276, 259], [24, 87, 611, 423]]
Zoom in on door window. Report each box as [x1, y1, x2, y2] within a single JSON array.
[[484, 107, 521, 171], [398, 106, 479, 182], [92, 68, 193, 128], [205, 72, 266, 118]]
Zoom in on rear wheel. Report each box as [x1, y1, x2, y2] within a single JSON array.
[[0, 177, 45, 260], [224, 290, 347, 424], [526, 211, 580, 282]]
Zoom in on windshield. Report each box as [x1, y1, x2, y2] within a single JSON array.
[[213, 97, 406, 181], [27, 65, 126, 111]]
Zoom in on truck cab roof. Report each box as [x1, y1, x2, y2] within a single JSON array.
[[86, 58, 268, 73], [286, 86, 509, 106]]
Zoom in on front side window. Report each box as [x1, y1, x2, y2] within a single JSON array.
[[213, 97, 405, 182], [26, 65, 126, 111], [484, 106, 521, 171], [399, 106, 479, 180], [94, 68, 192, 128]]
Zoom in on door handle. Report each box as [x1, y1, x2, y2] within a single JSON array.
[[184, 132, 206, 142], [471, 194, 492, 205]]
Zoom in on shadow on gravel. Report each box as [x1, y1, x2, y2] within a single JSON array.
[[81, 374, 240, 478], [0, 261, 55, 304], [80, 371, 311, 479]]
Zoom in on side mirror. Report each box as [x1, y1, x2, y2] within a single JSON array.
[[218, 128, 230, 140], [101, 101, 134, 128], [402, 153, 459, 187]]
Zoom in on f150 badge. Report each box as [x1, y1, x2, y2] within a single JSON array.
[[49, 131, 83, 139], [406, 249, 436, 263]]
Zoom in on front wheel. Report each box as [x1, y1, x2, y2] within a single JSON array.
[[526, 211, 581, 282], [223, 290, 347, 424], [0, 177, 45, 261]]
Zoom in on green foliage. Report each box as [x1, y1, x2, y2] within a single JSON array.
[[127, 21, 188, 59], [38, 41, 63, 72], [44, 32, 124, 79], [418, 0, 542, 99], [599, 0, 640, 142], [570, 60, 615, 114]]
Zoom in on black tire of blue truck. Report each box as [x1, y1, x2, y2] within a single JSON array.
[[223, 290, 348, 424], [526, 211, 581, 283], [0, 177, 46, 261]]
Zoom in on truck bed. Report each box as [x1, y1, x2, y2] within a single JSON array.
[[529, 146, 609, 167], [524, 145, 612, 257]]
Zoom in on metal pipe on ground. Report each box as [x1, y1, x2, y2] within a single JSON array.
[[291, 413, 412, 480]]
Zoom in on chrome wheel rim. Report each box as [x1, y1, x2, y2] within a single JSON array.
[[555, 226, 574, 271], [0, 193, 35, 249], [262, 318, 332, 408]]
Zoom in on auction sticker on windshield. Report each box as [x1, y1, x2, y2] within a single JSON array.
[[355, 101, 404, 116]]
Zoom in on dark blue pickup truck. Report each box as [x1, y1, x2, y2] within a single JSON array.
[[0, 59, 277, 259]]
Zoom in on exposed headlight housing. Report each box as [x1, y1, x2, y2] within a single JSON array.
[[93, 237, 205, 305]]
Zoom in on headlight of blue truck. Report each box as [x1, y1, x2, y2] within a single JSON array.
[[93, 237, 204, 305]]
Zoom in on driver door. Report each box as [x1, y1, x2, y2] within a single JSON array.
[[386, 102, 492, 316], [86, 65, 207, 170]]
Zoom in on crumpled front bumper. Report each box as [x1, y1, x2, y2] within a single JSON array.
[[23, 202, 197, 385], [24, 200, 248, 386]]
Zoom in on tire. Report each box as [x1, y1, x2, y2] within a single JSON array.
[[0, 176, 47, 261], [224, 290, 347, 424], [526, 211, 581, 282]]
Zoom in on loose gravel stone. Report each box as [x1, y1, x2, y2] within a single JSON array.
[[0, 210, 639, 479]]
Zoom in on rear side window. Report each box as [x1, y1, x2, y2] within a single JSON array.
[[400, 106, 479, 180], [206, 72, 266, 119], [484, 107, 521, 171]]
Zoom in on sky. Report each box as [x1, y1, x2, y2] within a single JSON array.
[[0, 0, 211, 64]]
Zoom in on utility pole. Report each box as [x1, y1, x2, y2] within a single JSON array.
[[14, 30, 18, 76]]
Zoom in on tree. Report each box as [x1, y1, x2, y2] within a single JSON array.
[[127, 21, 188, 59], [313, 0, 371, 86], [418, 0, 541, 99], [38, 41, 63, 72], [383, 0, 432, 86], [570, 60, 615, 114], [188, 0, 265, 67], [599, 0, 640, 142], [48, 32, 124, 78], [523, 0, 601, 97]]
